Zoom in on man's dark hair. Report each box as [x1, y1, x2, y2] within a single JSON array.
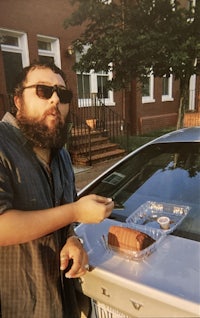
[[13, 61, 67, 97]]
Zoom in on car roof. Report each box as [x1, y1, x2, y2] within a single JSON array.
[[152, 126, 200, 144]]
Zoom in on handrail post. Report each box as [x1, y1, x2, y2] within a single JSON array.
[[88, 126, 92, 166]]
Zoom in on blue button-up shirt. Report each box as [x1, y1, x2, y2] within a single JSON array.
[[0, 113, 79, 318], [0, 112, 76, 213]]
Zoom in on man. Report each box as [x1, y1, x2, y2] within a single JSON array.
[[0, 62, 113, 318]]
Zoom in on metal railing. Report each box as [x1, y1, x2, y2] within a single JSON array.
[[67, 112, 93, 164], [68, 96, 130, 165]]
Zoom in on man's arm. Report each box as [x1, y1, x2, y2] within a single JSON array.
[[0, 194, 113, 246]]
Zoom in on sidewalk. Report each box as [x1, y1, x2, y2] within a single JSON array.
[[74, 157, 122, 191]]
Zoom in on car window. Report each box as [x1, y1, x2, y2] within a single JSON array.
[[83, 142, 200, 242]]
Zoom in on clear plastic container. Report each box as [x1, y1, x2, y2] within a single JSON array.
[[104, 222, 165, 261], [126, 201, 190, 234]]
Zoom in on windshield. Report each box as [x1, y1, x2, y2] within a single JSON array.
[[82, 142, 200, 242]]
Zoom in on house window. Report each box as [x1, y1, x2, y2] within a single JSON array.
[[97, 72, 109, 99], [0, 28, 29, 94], [162, 75, 173, 102], [77, 73, 90, 99], [37, 35, 61, 67], [77, 70, 113, 106], [142, 73, 155, 103], [76, 49, 114, 106], [187, 0, 196, 11]]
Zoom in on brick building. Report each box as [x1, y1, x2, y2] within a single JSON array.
[[0, 0, 199, 135]]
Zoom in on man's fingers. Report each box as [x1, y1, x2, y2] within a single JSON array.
[[60, 253, 69, 271], [93, 195, 113, 204], [65, 255, 89, 278]]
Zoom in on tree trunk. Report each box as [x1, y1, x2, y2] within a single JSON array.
[[176, 77, 190, 130], [176, 95, 184, 129]]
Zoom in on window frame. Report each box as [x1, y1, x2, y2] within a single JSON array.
[[187, 0, 196, 11], [37, 35, 61, 68], [162, 74, 174, 102], [142, 73, 155, 104], [100, 0, 112, 3], [189, 74, 196, 111], [0, 28, 29, 67]]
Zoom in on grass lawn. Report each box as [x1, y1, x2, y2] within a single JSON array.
[[114, 127, 176, 152]]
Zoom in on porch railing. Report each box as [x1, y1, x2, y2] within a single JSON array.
[[68, 97, 130, 164]]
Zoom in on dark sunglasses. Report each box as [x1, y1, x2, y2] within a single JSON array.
[[22, 84, 73, 104]]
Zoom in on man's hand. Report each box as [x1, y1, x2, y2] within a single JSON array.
[[60, 236, 89, 278], [74, 194, 114, 223]]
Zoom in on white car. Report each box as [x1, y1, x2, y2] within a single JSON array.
[[75, 127, 200, 318]]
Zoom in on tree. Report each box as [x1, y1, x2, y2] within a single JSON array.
[[64, 0, 200, 128]]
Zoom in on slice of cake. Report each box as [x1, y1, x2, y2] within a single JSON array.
[[108, 226, 155, 252]]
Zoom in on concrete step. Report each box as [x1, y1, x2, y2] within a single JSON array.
[[71, 136, 109, 149], [71, 129, 108, 139], [71, 142, 119, 156], [72, 148, 126, 166], [70, 128, 126, 166]]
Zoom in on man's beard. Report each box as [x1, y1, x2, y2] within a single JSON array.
[[16, 107, 70, 149]]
